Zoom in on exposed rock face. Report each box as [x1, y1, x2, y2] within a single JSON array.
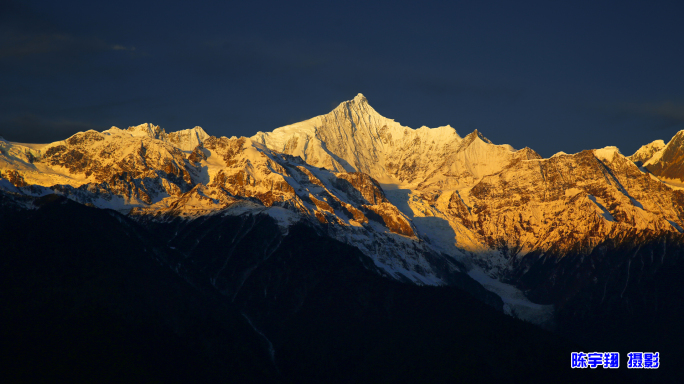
[[334, 172, 388, 205], [0, 169, 27, 187], [187, 145, 208, 163], [363, 202, 415, 237], [450, 148, 684, 261], [202, 136, 298, 207]]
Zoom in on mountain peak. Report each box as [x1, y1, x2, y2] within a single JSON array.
[[103, 124, 209, 151], [334, 93, 372, 113], [167, 126, 210, 151], [323, 93, 387, 129], [637, 130, 684, 180], [665, 130, 684, 151], [353, 93, 367, 103], [629, 139, 666, 165], [463, 129, 493, 145], [594, 146, 622, 162], [127, 123, 166, 139], [672, 129, 684, 139]]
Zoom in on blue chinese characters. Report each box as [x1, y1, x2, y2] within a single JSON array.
[[571, 352, 619, 369]]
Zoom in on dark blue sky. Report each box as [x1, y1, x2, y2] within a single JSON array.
[[2, 0, 683, 157]]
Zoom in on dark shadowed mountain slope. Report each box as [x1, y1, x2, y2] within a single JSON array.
[[0, 192, 637, 383], [0, 194, 277, 383]]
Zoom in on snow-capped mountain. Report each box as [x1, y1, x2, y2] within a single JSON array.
[[0, 125, 205, 208], [252, 95, 684, 266], [5, 94, 684, 382], [3, 94, 684, 328], [251, 93, 538, 191], [0, 122, 469, 287]]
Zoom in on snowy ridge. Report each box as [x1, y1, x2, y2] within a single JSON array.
[[110, 123, 210, 151]]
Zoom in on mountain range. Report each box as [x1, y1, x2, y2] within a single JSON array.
[[2, 94, 683, 383]]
